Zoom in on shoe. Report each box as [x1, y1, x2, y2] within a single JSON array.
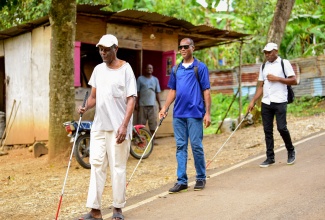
[[259, 158, 275, 168], [287, 150, 296, 165], [112, 212, 124, 220], [194, 180, 206, 191], [79, 212, 103, 220], [168, 183, 188, 194]]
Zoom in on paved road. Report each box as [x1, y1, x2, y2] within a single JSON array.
[[99, 131, 325, 220]]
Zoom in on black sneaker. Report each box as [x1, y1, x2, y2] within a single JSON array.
[[259, 158, 275, 168], [287, 150, 296, 165], [194, 180, 206, 191], [168, 183, 188, 194]]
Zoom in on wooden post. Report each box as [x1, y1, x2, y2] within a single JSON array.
[[238, 40, 243, 126]]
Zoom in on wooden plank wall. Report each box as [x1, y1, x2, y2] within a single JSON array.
[[142, 26, 178, 51], [107, 23, 142, 50], [76, 15, 107, 44], [4, 33, 35, 145], [291, 55, 325, 97]]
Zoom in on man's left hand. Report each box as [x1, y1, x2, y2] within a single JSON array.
[[267, 74, 279, 82], [203, 114, 211, 128], [116, 126, 127, 144]]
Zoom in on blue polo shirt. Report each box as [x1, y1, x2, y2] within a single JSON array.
[[168, 59, 210, 118]]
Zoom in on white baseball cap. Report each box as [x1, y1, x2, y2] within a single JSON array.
[[262, 42, 278, 52], [96, 34, 118, 47]]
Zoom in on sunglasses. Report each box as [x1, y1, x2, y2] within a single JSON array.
[[178, 45, 191, 50]]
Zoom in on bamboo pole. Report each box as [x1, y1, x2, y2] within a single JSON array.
[[0, 101, 20, 151], [0, 100, 16, 147], [238, 40, 243, 125]]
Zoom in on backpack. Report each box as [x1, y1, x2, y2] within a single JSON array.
[[173, 60, 205, 105], [261, 59, 295, 104]]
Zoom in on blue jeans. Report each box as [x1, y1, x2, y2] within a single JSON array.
[[173, 118, 206, 185]]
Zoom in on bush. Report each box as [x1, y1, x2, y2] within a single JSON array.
[[205, 93, 250, 135]]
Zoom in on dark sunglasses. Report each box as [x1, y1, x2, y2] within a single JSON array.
[[178, 45, 191, 50]]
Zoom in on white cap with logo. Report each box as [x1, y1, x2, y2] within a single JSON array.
[[262, 42, 278, 52], [96, 34, 118, 47]]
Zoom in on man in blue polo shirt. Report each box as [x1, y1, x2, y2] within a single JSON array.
[[159, 38, 211, 193]]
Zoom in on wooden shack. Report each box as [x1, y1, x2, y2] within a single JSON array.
[[0, 5, 247, 146]]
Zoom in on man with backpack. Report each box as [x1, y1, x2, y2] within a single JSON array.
[[159, 38, 211, 193], [247, 42, 298, 168]]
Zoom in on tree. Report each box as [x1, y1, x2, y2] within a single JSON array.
[[48, 0, 77, 159], [267, 0, 296, 45], [0, 0, 50, 30]]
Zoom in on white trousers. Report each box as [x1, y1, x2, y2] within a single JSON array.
[[86, 130, 130, 209]]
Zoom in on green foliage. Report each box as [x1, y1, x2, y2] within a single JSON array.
[[204, 93, 250, 134], [133, 0, 206, 24], [287, 96, 325, 117], [0, 0, 51, 30], [198, 0, 325, 69], [0, 0, 109, 30]]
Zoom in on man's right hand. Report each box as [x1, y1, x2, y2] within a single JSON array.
[[77, 106, 87, 114], [247, 101, 255, 113], [159, 106, 168, 119]]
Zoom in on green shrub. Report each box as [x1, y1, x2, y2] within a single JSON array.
[[205, 93, 250, 135], [287, 96, 325, 117]]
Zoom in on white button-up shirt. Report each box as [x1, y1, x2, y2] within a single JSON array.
[[258, 56, 295, 105]]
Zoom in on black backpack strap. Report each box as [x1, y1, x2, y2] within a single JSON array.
[[194, 60, 200, 81], [172, 63, 180, 78], [281, 58, 287, 78], [194, 60, 202, 92]]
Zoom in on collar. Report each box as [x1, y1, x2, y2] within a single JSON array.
[[266, 56, 281, 65], [180, 57, 198, 67]]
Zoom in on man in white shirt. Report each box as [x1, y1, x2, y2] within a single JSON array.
[[247, 42, 297, 168], [78, 34, 137, 220]]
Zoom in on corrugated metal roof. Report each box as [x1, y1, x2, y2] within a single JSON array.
[[0, 16, 50, 40], [0, 5, 249, 50]]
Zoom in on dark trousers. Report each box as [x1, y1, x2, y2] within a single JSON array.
[[261, 102, 295, 159]]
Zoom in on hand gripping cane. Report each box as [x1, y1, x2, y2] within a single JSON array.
[[55, 91, 89, 220], [126, 107, 169, 188], [206, 111, 250, 169]]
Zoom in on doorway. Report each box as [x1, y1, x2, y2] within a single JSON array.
[[79, 43, 141, 88]]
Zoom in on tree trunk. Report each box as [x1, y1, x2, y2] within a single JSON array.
[[252, 0, 295, 125], [267, 0, 295, 45], [48, 0, 76, 160]]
